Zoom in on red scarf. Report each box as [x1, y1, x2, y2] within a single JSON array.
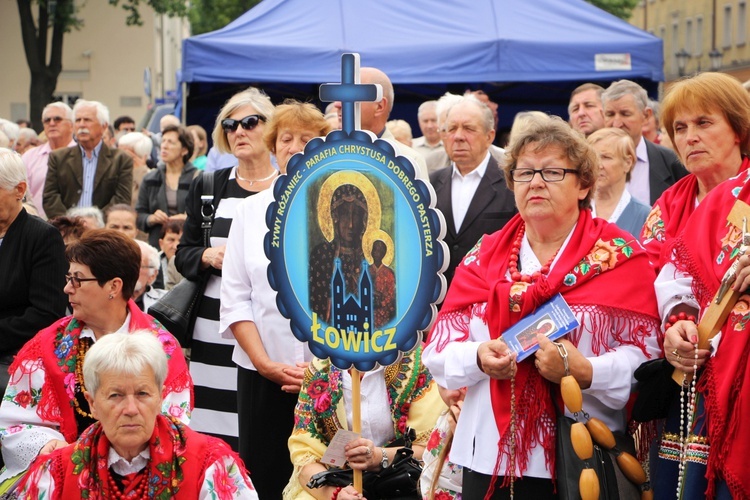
[[9, 300, 193, 443], [642, 158, 750, 272], [20, 414, 247, 499], [428, 210, 658, 491], [669, 168, 750, 498]]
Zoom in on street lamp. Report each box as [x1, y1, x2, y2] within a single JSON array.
[[709, 48, 723, 71], [675, 49, 691, 77]]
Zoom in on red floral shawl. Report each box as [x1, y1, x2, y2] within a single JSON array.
[[642, 158, 750, 272], [9, 300, 193, 443], [669, 168, 750, 498], [20, 414, 248, 499], [428, 210, 658, 489]]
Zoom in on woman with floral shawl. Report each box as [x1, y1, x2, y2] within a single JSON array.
[[0, 230, 192, 487], [283, 346, 444, 500], [16, 332, 255, 499], [423, 117, 660, 498]]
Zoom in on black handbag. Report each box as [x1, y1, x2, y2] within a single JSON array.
[[306, 428, 422, 500], [148, 172, 215, 347], [556, 414, 641, 500]]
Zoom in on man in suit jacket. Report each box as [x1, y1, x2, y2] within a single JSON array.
[[429, 95, 516, 287], [602, 80, 687, 206], [43, 99, 133, 219]]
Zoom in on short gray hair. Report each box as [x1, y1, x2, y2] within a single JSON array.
[[43, 102, 74, 122], [73, 99, 110, 127], [83, 331, 168, 396], [136, 240, 160, 269], [444, 95, 494, 133], [0, 148, 28, 191], [648, 99, 660, 121], [0, 119, 20, 145], [212, 87, 275, 154], [601, 80, 649, 112], [417, 100, 437, 118], [436, 93, 463, 128], [66, 206, 105, 228], [118, 132, 153, 157], [18, 127, 38, 142]]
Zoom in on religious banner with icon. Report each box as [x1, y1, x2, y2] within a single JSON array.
[[266, 53, 446, 371]]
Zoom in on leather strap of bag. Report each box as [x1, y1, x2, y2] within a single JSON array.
[[200, 172, 215, 247]]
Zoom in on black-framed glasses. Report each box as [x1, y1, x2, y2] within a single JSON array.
[[42, 116, 65, 125], [510, 168, 579, 183], [65, 274, 99, 289], [221, 114, 266, 134]]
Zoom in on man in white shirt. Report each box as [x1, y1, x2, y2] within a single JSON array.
[[602, 80, 686, 206], [429, 95, 516, 287], [412, 100, 442, 157]]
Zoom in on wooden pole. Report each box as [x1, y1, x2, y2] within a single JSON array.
[[351, 368, 363, 493]]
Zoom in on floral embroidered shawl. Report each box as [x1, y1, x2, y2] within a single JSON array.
[[641, 157, 750, 272], [669, 168, 750, 498], [427, 210, 659, 489], [19, 414, 248, 499], [285, 346, 444, 499], [8, 300, 193, 443]]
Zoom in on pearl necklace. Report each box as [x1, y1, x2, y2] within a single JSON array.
[[235, 168, 278, 186], [508, 224, 559, 283], [676, 331, 699, 499]]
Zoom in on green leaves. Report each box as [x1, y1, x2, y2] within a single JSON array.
[[585, 0, 639, 20]]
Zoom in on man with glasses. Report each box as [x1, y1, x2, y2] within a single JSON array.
[[430, 95, 516, 287], [22, 102, 77, 219], [43, 100, 133, 219]]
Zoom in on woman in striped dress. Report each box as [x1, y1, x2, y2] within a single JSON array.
[[174, 87, 276, 454]]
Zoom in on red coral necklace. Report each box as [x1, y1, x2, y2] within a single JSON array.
[[508, 224, 559, 283]]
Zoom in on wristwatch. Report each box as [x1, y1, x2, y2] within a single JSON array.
[[381, 447, 389, 469]]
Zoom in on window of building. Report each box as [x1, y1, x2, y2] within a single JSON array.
[[739, 2, 747, 45], [686, 19, 694, 55], [723, 5, 732, 48], [696, 16, 704, 55]]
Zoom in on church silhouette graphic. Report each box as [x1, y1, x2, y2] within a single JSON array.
[[330, 258, 373, 335]]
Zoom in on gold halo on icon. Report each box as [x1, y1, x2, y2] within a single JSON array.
[[363, 229, 395, 267], [316, 171, 382, 243]]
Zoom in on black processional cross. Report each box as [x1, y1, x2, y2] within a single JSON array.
[[319, 53, 382, 134]]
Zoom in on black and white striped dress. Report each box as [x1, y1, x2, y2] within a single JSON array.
[[190, 167, 255, 450]]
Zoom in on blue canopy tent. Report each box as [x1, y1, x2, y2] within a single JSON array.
[[180, 0, 663, 138]]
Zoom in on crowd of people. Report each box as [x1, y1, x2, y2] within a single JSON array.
[[1, 66, 750, 499]]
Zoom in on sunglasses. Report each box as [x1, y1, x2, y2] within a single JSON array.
[[221, 114, 266, 134], [43, 116, 66, 124]]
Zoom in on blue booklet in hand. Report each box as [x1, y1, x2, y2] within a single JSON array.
[[502, 293, 580, 362]]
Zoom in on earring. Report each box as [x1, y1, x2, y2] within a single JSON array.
[[108, 294, 114, 300]]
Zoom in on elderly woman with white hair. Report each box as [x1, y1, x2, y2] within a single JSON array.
[[0, 148, 67, 392], [118, 131, 154, 206], [175, 87, 276, 453], [133, 240, 167, 312], [16, 331, 258, 499]]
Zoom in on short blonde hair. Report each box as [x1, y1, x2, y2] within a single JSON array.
[[503, 116, 597, 209], [212, 87, 275, 154], [263, 100, 330, 153], [587, 127, 636, 181]]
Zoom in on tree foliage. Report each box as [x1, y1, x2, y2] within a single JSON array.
[[17, 0, 187, 131], [188, 0, 261, 35], [585, 0, 639, 20]]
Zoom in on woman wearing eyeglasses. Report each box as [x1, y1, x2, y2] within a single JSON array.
[[220, 100, 330, 499], [423, 116, 660, 498], [0, 228, 191, 487], [175, 87, 276, 455]]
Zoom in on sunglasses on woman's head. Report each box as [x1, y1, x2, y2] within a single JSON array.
[[221, 114, 266, 134]]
